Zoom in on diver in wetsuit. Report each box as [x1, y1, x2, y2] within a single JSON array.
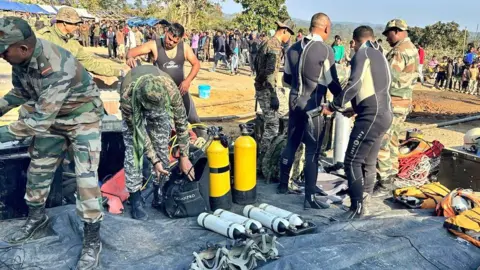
[[278, 13, 343, 209], [323, 26, 393, 219]]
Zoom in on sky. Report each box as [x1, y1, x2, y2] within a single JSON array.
[[221, 0, 480, 31]]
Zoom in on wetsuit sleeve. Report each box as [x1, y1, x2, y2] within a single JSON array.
[[323, 46, 343, 96], [0, 73, 31, 117], [283, 47, 292, 88], [330, 49, 368, 112]]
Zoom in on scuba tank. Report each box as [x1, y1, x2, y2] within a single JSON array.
[[206, 126, 232, 210], [243, 205, 290, 234], [197, 213, 247, 240], [233, 124, 257, 205], [213, 209, 264, 234]]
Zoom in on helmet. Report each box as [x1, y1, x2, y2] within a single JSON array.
[[55, 7, 82, 24], [463, 128, 480, 152]]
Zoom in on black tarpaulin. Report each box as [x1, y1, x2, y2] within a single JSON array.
[[0, 183, 479, 270]]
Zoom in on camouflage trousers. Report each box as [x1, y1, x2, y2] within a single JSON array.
[[19, 103, 77, 191], [377, 106, 410, 180], [122, 110, 171, 193], [255, 87, 289, 162], [26, 121, 103, 223]]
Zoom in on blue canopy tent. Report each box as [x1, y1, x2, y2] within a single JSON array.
[[23, 4, 50, 14], [0, 1, 51, 14], [0, 0, 26, 12], [126, 17, 169, 27]]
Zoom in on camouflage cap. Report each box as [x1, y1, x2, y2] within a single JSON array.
[[276, 19, 295, 35], [0, 17, 34, 55], [383, 19, 409, 35], [56, 7, 82, 24]]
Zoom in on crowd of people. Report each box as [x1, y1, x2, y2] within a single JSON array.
[[423, 46, 480, 95]]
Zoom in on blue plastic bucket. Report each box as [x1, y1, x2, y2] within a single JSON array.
[[198, 84, 211, 99]]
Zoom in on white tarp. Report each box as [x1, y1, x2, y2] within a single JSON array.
[[38, 5, 57, 14]]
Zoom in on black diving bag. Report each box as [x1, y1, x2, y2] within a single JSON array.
[[162, 152, 210, 218]]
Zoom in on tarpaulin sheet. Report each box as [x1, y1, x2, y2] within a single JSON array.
[[0, 183, 479, 270]]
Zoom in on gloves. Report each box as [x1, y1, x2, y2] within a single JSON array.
[[270, 95, 279, 111]]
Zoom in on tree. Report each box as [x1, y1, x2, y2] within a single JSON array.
[[232, 0, 290, 31]]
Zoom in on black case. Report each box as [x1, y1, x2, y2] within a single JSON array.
[[437, 147, 480, 191]]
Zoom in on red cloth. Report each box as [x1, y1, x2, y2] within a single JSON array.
[[418, 47, 425, 65]]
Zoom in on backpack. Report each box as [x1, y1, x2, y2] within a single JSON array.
[[162, 153, 210, 218], [444, 207, 480, 248], [436, 189, 480, 218], [393, 182, 450, 209]]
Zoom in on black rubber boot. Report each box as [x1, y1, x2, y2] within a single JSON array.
[[337, 201, 366, 220], [372, 179, 394, 198], [304, 194, 330, 209], [9, 206, 49, 244], [277, 183, 288, 194], [76, 222, 102, 270], [129, 191, 148, 221], [151, 184, 162, 210]]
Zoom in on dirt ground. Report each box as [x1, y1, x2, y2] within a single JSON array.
[[1, 46, 479, 147]]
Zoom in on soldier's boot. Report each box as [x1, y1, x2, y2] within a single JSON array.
[[151, 184, 162, 210], [76, 222, 102, 270], [129, 191, 148, 221], [372, 178, 394, 198], [9, 206, 49, 244]]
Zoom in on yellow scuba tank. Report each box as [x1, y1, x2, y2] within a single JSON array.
[[233, 124, 257, 204], [206, 127, 232, 210]]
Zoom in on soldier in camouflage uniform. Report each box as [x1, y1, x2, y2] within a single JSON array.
[[0, 17, 103, 269], [119, 65, 194, 220], [254, 20, 295, 169], [30, 7, 127, 201], [375, 19, 419, 196], [35, 7, 125, 78]]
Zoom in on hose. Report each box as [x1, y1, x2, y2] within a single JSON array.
[[419, 114, 480, 130], [199, 112, 256, 122], [196, 99, 256, 108]]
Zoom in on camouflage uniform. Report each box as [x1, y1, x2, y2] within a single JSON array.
[[36, 26, 123, 77], [254, 37, 288, 163], [377, 19, 419, 180], [119, 66, 190, 193], [0, 20, 104, 223], [31, 7, 125, 191]]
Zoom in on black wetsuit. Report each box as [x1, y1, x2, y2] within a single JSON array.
[[329, 43, 393, 206], [155, 38, 201, 125], [281, 36, 342, 198]]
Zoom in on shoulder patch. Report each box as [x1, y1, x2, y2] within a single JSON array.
[[38, 53, 53, 77]]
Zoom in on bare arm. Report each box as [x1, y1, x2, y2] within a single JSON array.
[[184, 42, 200, 83], [179, 43, 200, 94], [126, 40, 158, 68]]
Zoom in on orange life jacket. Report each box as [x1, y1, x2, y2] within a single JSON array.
[[444, 207, 480, 248], [436, 189, 480, 218]]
